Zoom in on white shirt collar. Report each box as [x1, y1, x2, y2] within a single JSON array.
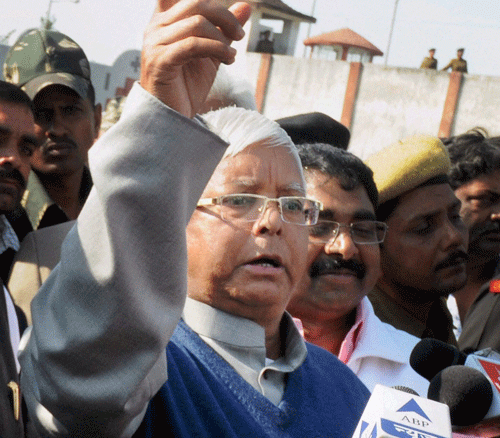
[[350, 297, 413, 365], [183, 297, 308, 405]]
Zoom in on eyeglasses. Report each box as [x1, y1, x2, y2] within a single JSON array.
[[197, 194, 322, 226], [308, 220, 388, 245]]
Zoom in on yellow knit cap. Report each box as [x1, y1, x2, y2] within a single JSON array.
[[365, 135, 451, 204]]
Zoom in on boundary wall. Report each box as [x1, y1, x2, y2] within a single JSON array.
[[3, 42, 500, 160], [245, 52, 500, 160]]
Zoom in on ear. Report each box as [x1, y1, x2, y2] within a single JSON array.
[[93, 103, 102, 140]]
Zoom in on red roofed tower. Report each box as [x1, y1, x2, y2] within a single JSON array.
[[304, 28, 383, 63]]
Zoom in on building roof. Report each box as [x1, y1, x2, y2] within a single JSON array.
[[304, 28, 383, 56], [252, 0, 316, 23]]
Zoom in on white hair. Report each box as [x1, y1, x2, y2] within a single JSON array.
[[202, 107, 298, 161], [204, 64, 257, 111]]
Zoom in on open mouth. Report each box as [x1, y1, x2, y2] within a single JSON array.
[[247, 257, 282, 268]]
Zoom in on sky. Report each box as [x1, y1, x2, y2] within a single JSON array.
[[1, 0, 500, 76]]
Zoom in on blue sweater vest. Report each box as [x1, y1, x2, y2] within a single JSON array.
[[134, 320, 370, 437]]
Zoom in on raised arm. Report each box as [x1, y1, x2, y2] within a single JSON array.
[[19, 1, 250, 437], [141, 0, 251, 117]]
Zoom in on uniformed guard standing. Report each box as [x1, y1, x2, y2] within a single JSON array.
[[420, 48, 438, 69], [441, 48, 468, 73]]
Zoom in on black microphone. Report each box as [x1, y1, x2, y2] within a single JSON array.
[[409, 338, 467, 381], [427, 365, 493, 426], [427, 350, 500, 436], [409, 339, 500, 434]]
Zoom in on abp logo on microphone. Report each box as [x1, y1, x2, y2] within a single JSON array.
[[352, 385, 452, 438]]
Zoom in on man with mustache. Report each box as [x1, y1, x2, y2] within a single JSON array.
[[366, 135, 469, 345], [0, 80, 37, 437], [18, 1, 370, 436], [3, 29, 101, 242], [287, 144, 429, 395], [0, 82, 36, 284], [443, 129, 500, 352]]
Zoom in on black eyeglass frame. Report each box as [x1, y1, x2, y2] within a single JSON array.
[[308, 220, 388, 245]]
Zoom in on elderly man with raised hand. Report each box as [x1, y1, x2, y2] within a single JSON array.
[[19, 1, 370, 437], [366, 135, 469, 345], [287, 144, 429, 396]]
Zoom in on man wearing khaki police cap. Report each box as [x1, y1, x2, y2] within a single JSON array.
[[3, 28, 101, 242], [366, 135, 468, 344]]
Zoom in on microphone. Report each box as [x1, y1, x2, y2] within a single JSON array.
[[410, 338, 467, 380], [351, 384, 452, 438], [426, 349, 500, 436], [427, 365, 493, 426], [409, 340, 500, 435]]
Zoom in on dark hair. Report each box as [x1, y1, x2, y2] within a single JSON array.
[[87, 83, 96, 107], [0, 80, 34, 113], [296, 143, 378, 209], [376, 197, 400, 222], [442, 128, 500, 190]]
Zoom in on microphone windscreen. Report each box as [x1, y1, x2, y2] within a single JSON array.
[[427, 365, 493, 426], [410, 338, 467, 380]]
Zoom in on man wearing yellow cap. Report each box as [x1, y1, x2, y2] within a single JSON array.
[[365, 135, 469, 344]]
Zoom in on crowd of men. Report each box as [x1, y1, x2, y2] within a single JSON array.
[[0, 0, 499, 437]]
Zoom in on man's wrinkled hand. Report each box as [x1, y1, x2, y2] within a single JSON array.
[[141, 0, 251, 118]]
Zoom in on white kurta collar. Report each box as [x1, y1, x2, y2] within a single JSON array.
[[183, 297, 308, 405]]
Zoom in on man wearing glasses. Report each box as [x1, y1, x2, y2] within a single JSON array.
[[287, 144, 429, 396], [19, 1, 370, 436]]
